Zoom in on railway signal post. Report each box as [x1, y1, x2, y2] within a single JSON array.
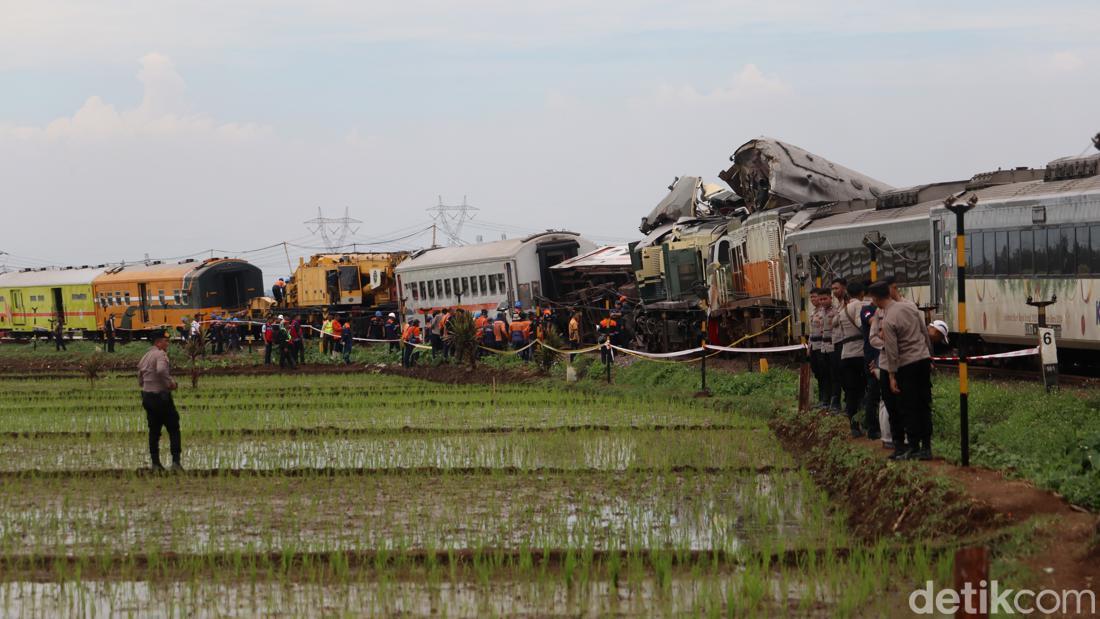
[[945, 194, 978, 467], [1026, 295, 1059, 391]]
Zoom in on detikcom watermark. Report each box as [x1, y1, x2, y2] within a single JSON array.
[[909, 580, 1096, 615]]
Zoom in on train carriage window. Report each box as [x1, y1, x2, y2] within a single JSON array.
[[1057, 227, 1074, 275], [181, 291, 190, 305], [470, 276, 479, 296], [1076, 226, 1091, 275], [452, 278, 460, 296], [419, 282, 427, 300], [994, 231, 1008, 276], [479, 275, 488, 295], [443, 279, 451, 297], [1019, 230, 1033, 275], [969, 232, 984, 275], [434, 280, 442, 298], [982, 232, 996, 276], [489, 274, 498, 294], [460, 277, 469, 296], [1006, 230, 1020, 275], [1091, 225, 1100, 274], [173, 290, 181, 304], [158, 290, 166, 305], [427, 280, 435, 299], [1034, 228, 1048, 274], [409, 283, 419, 301], [123, 292, 131, 306]]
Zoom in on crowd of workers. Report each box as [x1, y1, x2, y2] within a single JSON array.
[[808, 275, 951, 461]]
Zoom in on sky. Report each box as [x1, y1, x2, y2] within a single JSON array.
[[2, 1, 1098, 281]]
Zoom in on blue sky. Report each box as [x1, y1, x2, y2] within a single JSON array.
[[1, 1, 1098, 278]]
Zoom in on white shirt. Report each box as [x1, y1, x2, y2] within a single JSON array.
[[190, 320, 200, 335]]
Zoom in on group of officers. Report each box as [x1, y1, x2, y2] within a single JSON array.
[[808, 275, 950, 461]]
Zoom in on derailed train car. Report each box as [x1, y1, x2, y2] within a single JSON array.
[[630, 139, 892, 351]]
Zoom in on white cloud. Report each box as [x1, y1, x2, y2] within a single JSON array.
[[1049, 50, 1084, 73], [5, 53, 272, 143], [651, 64, 791, 107]]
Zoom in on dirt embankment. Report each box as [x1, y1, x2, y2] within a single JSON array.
[[772, 408, 1100, 591]]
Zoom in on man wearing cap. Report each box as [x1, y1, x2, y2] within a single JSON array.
[[928, 320, 953, 357], [138, 331, 182, 471], [870, 282, 934, 460]]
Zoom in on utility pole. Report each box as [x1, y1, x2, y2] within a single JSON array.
[[305, 207, 362, 253], [944, 194, 977, 467], [426, 196, 478, 246]]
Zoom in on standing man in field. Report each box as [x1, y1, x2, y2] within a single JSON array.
[[870, 281, 933, 460], [104, 313, 117, 353], [138, 331, 182, 471]]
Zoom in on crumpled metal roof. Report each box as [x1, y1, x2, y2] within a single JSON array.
[[639, 175, 701, 234], [0, 266, 106, 288], [550, 245, 632, 270], [719, 138, 893, 211]]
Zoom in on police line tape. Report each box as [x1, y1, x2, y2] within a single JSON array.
[[931, 347, 1039, 362]]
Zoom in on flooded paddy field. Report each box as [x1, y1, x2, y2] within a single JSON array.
[[0, 373, 951, 616]]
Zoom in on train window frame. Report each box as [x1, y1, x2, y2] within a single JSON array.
[[1033, 228, 1048, 274], [427, 280, 435, 299], [435, 279, 443, 298], [418, 281, 427, 300], [1075, 226, 1091, 275], [489, 274, 498, 294], [460, 277, 469, 296], [479, 275, 488, 295], [451, 278, 460, 296], [1018, 229, 1034, 275], [470, 276, 479, 296], [444, 279, 452, 297]]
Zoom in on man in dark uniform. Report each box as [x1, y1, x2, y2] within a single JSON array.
[[138, 331, 182, 471], [104, 314, 116, 352]]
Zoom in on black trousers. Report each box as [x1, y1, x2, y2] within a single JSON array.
[[880, 370, 905, 447], [863, 367, 882, 436], [840, 356, 865, 425], [264, 342, 273, 365], [279, 343, 295, 368], [828, 349, 842, 407], [141, 391, 181, 466], [106, 333, 116, 353], [810, 350, 828, 405], [295, 340, 305, 364], [55, 335, 66, 351], [896, 358, 933, 450]]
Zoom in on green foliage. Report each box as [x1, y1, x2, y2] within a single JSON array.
[[444, 311, 479, 368]]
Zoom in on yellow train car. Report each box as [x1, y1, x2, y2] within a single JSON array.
[[286, 252, 406, 309], [0, 267, 106, 336], [93, 258, 263, 333]]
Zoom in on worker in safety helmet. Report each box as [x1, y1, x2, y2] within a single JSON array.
[[401, 318, 422, 368], [385, 313, 400, 353], [368, 310, 385, 342], [596, 312, 620, 365]]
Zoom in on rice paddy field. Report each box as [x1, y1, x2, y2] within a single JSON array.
[[0, 370, 957, 617]]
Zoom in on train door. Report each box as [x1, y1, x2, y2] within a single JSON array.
[[138, 283, 150, 323], [51, 288, 65, 326], [11, 290, 25, 326], [535, 240, 580, 300], [222, 271, 243, 308]]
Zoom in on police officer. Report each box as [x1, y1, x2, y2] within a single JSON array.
[[138, 331, 183, 471], [104, 314, 117, 353]]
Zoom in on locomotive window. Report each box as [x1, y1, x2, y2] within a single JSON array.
[[1076, 227, 1091, 275], [1018, 230, 1033, 275], [717, 240, 731, 266], [479, 275, 488, 295], [1092, 225, 1100, 274]]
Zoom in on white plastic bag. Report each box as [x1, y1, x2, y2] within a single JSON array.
[[879, 400, 892, 445]]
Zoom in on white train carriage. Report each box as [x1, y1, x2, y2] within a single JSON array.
[[394, 231, 596, 321], [931, 153, 1100, 350], [784, 180, 975, 336]]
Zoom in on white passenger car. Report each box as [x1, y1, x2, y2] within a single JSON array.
[[394, 231, 596, 320]]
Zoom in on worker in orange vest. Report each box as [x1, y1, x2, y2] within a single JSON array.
[[510, 312, 532, 361], [597, 313, 620, 364], [401, 318, 422, 368], [330, 317, 344, 359], [474, 309, 490, 331], [492, 312, 509, 351]]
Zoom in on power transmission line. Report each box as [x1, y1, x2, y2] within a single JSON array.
[[426, 196, 478, 247], [304, 207, 362, 253]]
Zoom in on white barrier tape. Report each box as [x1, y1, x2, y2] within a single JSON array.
[[932, 346, 1039, 362], [609, 344, 704, 359], [704, 343, 808, 354]]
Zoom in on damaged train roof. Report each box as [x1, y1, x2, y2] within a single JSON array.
[[719, 137, 893, 211]]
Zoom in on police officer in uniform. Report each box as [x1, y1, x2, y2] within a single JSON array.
[[138, 331, 183, 471]]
